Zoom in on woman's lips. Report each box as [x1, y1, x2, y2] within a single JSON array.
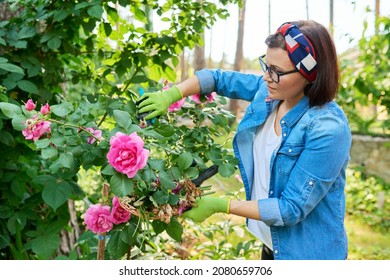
[[267, 85, 276, 91]]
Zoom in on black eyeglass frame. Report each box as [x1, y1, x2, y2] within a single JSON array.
[[258, 55, 299, 83]]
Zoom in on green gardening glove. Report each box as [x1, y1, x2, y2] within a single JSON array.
[[181, 196, 231, 223], [136, 86, 183, 120]]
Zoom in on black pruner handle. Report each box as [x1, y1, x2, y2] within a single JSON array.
[[137, 112, 150, 120], [191, 164, 219, 187]]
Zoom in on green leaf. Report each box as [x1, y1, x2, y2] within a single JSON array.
[[106, 231, 130, 259], [0, 63, 24, 74], [113, 109, 131, 131], [183, 167, 199, 179], [42, 181, 71, 211], [53, 10, 69, 22], [168, 194, 179, 205], [17, 80, 38, 94], [142, 128, 165, 139], [148, 64, 162, 81], [0, 102, 23, 118], [132, 6, 148, 23], [110, 173, 134, 196], [87, 5, 104, 19], [119, 220, 138, 245], [31, 233, 60, 259], [7, 213, 26, 235], [11, 115, 27, 131], [166, 217, 183, 242], [32, 175, 56, 186], [154, 124, 175, 137], [41, 146, 58, 159], [218, 163, 236, 178], [152, 191, 169, 204], [0, 205, 13, 219], [0, 131, 15, 147], [103, 22, 112, 37], [101, 164, 116, 175], [35, 138, 51, 149], [51, 102, 74, 117], [47, 37, 61, 50], [178, 152, 193, 171], [148, 158, 165, 171], [18, 26, 36, 39], [162, 64, 176, 82], [151, 220, 167, 235], [158, 171, 176, 190], [58, 152, 74, 169]]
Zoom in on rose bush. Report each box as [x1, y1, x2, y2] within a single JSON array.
[[0, 81, 237, 259], [0, 0, 241, 260]]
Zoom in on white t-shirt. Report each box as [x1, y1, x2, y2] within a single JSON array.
[[247, 109, 282, 250]]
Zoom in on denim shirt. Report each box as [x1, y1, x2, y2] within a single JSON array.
[[195, 69, 352, 260]]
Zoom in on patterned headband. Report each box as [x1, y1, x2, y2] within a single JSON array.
[[276, 22, 317, 82]]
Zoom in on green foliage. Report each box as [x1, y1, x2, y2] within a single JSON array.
[[345, 167, 390, 232], [0, 0, 241, 260], [338, 16, 390, 135]]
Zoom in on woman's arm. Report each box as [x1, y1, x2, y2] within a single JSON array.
[[176, 75, 201, 97], [230, 200, 261, 220]]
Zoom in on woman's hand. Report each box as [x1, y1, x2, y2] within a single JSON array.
[[181, 196, 230, 223]]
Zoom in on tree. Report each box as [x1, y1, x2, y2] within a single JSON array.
[[329, 0, 334, 36], [230, 0, 247, 118]]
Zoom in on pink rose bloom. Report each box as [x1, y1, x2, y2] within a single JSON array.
[[168, 98, 185, 112], [25, 99, 36, 111], [111, 196, 131, 224], [22, 118, 51, 141], [40, 103, 50, 115], [85, 127, 102, 144], [84, 204, 113, 234], [106, 132, 149, 178], [190, 92, 216, 104]]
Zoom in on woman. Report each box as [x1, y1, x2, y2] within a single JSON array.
[[137, 20, 352, 260]]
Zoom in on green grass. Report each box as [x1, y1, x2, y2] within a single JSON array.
[[346, 216, 390, 260]]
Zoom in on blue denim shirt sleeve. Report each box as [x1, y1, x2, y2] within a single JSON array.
[[195, 68, 265, 101], [258, 105, 351, 227]]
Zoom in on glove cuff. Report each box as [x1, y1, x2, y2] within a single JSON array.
[[226, 199, 231, 214], [165, 86, 183, 104], [214, 197, 230, 214]]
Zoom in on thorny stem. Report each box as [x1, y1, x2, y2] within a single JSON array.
[[48, 118, 102, 142]]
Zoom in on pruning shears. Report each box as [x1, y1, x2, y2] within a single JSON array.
[[191, 164, 219, 187]]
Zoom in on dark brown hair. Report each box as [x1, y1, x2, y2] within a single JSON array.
[[265, 20, 339, 107]]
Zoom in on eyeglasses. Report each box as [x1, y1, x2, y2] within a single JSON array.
[[258, 55, 299, 83]]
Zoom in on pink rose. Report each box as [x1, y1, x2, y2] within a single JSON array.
[[190, 92, 216, 104], [22, 117, 51, 141], [40, 103, 50, 115], [84, 204, 113, 234], [106, 132, 149, 178], [111, 196, 131, 224], [25, 99, 36, 111], [85, 127, 102, 144], [168, 98, 185, 112]]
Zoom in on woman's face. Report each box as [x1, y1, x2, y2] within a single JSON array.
[[263, 47, 308, 107]]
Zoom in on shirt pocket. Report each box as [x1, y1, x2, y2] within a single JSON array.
[[276, 145, 304, 175]]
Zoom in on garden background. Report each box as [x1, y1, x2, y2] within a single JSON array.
[[0, 0, 389, 260]]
